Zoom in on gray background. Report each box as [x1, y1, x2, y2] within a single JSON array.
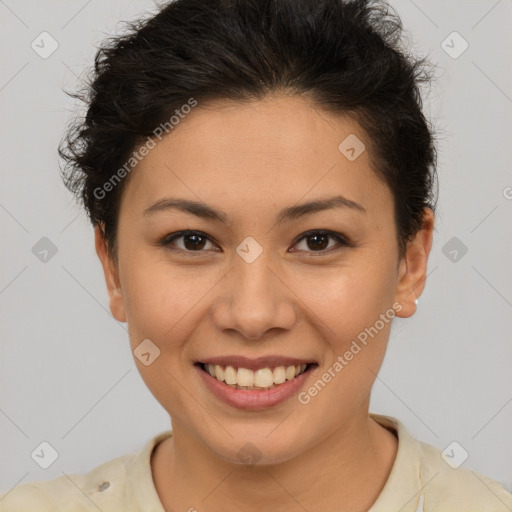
[[1, 0, 511, 497]]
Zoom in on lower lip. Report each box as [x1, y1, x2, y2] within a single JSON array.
[[195, 364, 315, 410]]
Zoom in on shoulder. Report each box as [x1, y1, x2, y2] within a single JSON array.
[[418, 439, 512, 511], [371, 413, 512, 512], [0, 451, 135, 511]]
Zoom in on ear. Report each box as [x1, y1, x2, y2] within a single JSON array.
[[394, 208, 435, 318], [94, 224, 127, 323]]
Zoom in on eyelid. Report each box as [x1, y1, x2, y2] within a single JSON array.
[[160, 229, 352, 254], [290, 229, 353, 253], [161, 230, 219, 253]]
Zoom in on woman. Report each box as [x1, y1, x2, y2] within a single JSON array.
[[1, 0, 510, 510]]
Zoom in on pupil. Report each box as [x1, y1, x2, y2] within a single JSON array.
[[185, 234, 205, 250], [308, 234, 328, 250]]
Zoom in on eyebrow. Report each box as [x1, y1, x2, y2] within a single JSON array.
[[143, 195, 366, 224]]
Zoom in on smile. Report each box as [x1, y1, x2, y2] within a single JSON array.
[[200, 362, 311, 390], [194, 357, 318, 410]]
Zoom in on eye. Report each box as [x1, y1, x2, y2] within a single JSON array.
[[159, 229, 352, 255], [160, 230, 218, 253], [290, 230, 351, 254]]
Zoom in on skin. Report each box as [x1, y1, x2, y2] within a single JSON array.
[[95, 93, 434, 511]]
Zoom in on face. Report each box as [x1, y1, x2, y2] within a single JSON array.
[[96, 93, 433, 465]]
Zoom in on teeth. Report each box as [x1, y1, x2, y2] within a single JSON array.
[[224, 365, 237, 385], [237, 367, 254, 387], [273, 366, 286, 384], [203, 363, 309, 389], [254, 368, 274, 387], [215, 365, 225, 381]]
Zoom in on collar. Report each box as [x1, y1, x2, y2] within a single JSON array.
[[124, 429, 172, 511], [124, 414, 423, 512], [368, 413, 424, 512]]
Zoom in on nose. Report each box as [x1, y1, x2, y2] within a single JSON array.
[[211, 256, 299, 341]]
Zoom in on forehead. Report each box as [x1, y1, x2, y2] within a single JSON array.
[[120, 94, 392, 222]]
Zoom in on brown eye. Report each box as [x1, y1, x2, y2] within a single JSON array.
[[162, 231, 216, 252], [291, 230, 351, 254], [160, 229, 351, 255]]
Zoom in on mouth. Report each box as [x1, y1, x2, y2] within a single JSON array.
[[196, 361, 316, 390], [193, 356, 318, 410]]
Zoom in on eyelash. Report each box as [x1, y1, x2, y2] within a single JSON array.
[[159, 229, 353, 256]]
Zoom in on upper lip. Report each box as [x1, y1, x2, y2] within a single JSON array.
[[197, 355, 316, 371]]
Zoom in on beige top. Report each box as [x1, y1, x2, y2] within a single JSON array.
[[1, 414, 511, 511]]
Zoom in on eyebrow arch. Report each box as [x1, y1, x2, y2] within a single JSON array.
[[143, 195, 366, 224]]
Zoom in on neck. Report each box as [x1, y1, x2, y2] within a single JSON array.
[[151, 412, 397, 512]]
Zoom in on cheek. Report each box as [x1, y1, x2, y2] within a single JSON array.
[[296, 257, 396, 336], [120, 255, 223, 379], [120, 248, 199, 337], [119, 257, 207, 418], [292, 255, 397, 405], [296, 279, 393, 414]]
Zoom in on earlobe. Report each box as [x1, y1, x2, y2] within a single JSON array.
[[394, 208, 435, 318], [94, 225, 127, 323]]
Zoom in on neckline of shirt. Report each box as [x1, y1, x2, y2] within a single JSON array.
[[124, 414, 423, 512]]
